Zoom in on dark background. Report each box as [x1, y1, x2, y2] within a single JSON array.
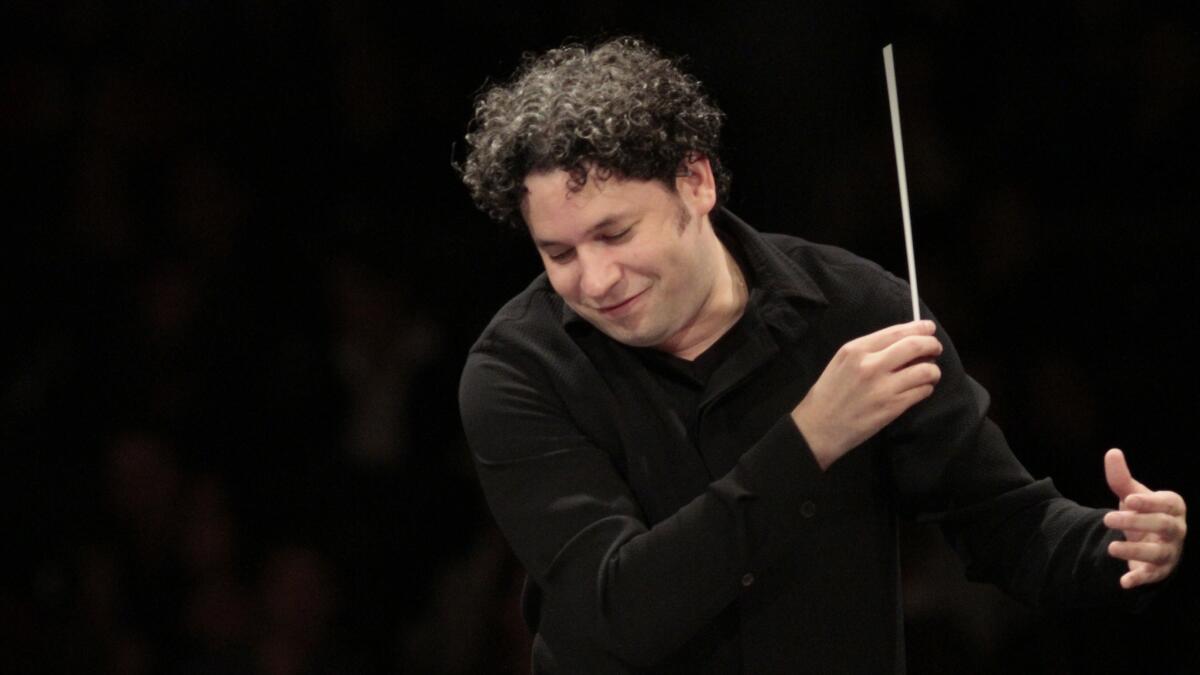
[[4, 2, 1197, 673]]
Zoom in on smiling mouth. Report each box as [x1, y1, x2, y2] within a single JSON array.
[[599, 288, 647, 314]]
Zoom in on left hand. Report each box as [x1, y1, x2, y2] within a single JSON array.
[[1102, 448, 1187, 589]]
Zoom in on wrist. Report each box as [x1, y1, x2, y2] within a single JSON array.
[[790, 405, 839, 471]]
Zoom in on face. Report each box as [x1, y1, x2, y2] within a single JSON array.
[[521, 165, 722, 353]]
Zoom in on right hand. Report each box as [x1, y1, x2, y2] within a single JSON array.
[[792, 320, 943, 470]]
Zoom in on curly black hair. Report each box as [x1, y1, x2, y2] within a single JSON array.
[[460, 37, 732, 227]]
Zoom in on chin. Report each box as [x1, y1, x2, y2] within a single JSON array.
[[588, 319, 640, 343], [603, 325, 669, 349], [618, 335, 659, 348]]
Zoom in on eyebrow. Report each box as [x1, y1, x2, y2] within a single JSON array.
[[533, 217, 622, 249]]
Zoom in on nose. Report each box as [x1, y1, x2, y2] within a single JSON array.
[[577, 247, 621, 303]]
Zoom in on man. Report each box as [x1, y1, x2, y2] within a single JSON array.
[[457, 37, 1186, 673]]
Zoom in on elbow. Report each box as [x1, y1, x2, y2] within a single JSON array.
[[535, 590, 676, 669], [535, 570, 687, 668], [590, 567, 695, 667], [594, 609, 678, 668]]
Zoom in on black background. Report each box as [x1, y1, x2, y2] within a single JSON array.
[[4, 2, 1197, 673]]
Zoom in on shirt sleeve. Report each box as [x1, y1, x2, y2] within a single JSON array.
[[459, 337, 825, 668], [879, 291, 1142, 609]]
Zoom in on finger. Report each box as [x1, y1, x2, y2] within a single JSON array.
[[1104, 448, 1150, 502], [1124, 491, 1187, 518], [1107, 540, 1176, 566], [1120, 566, 1167, 589], [887, 359, 942, 396], [875, 335, 943, 373], [881, 383, 935, 421], [850, 320, 936, 353], [1102, 511, 1186, 540]]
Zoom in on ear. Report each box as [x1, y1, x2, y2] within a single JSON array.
[[674, 154, 717, 216]]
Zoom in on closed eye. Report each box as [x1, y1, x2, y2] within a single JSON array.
[[600, 226, 633, 242], [543, 223, 632, 262], [548, 248, 575, 263]]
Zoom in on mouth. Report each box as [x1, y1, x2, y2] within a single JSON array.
[[598, 288, 647, 315]]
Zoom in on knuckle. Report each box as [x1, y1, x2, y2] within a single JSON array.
[[1155, 547, 1174, 565], [902, 336, 921, 355]]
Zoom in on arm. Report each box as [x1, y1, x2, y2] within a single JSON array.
[[791, 319, 943, 470], [875, 304, 1177, 606], [459, 341, 824, 667]]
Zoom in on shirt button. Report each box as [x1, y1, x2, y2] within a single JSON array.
[[800, 501, 817, 518], [741, 573, 755, 587]]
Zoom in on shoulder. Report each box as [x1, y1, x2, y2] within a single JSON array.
[[468, 273, 573, 359], [761, 231, 913, 315], [458, 274, 622, 466], [459, 274, 588, 425]]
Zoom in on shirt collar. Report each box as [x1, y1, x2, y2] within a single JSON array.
[[711, 207, 827, 306]]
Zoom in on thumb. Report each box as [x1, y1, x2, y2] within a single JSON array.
[[1104, 448, 1145, 503]]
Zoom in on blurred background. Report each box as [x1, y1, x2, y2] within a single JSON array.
[[3, 1, 1197, 673]]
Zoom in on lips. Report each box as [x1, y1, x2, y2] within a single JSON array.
[[599, 288, 647, 315]]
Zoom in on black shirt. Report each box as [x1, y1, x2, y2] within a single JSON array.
[[634, 299, 750, 446], [459, 208, 1134, 674]]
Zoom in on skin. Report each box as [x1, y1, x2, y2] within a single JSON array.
[[521, 158, 745, 361], [790, 320, 943, 470], [1102, 448, 1187, 588], [519, 157, 1185, 588]]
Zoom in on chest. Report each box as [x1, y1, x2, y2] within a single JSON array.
[[574, 312, 883, 525]]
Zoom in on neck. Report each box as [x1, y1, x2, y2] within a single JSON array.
[[666, 232, 748, 361]]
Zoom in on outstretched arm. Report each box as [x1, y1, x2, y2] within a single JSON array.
[[1102, 448, 1187, 588]]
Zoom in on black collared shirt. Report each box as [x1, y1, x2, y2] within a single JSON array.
[[460, 209, 1132, 674]]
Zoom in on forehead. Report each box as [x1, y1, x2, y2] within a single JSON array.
[[522, 169, 670, 239]]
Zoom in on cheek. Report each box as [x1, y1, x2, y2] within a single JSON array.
[[621, 244, 667, 279], [655, 247, 697, 285], [545, 266, 579, 299]]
